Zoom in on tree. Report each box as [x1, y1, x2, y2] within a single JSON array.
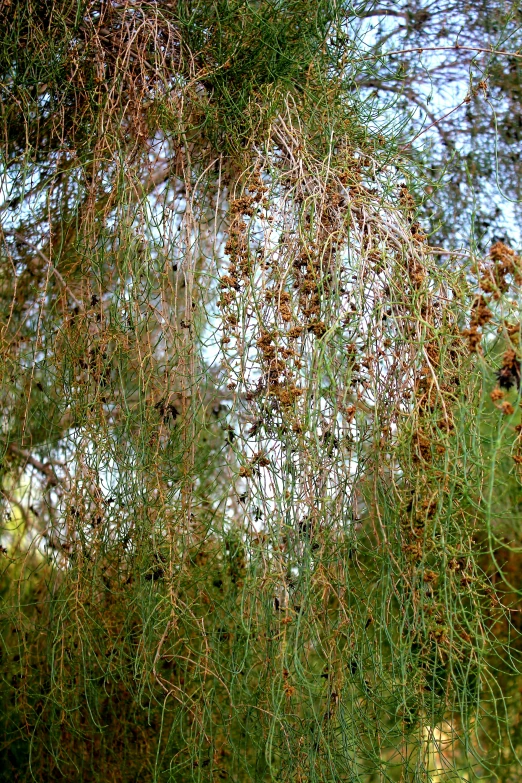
[[350, 0, 522, 248], [1, 1, 522, 781]]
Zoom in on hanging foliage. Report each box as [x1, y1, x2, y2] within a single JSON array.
[[1, 1, 522, 781]]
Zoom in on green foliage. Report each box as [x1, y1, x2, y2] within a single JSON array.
[[1, 1, 522, 782]]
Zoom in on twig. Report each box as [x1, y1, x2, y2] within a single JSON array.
[[7, 443, 59, 486], [364, 45, 522, 61]]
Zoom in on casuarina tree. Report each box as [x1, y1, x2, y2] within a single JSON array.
[[2, 2, 522, 781]]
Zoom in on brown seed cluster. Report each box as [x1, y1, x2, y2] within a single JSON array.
[[221, 171, 268, 297], [255, 331, 303, 407], [475, 241, 522, 299], [486, 241, 522, 291], [462, 243, 522, 355], [219, 161, 359, 420], [266, 289, 293, 322], [513, 424, 522, 467], [497, 349, 521, 391], [461, 295, 493, 353], [399, 184, 416, 212], [401, 494, 439, 561], [409, 257, 427, 289], [463, 245, 522, 438]]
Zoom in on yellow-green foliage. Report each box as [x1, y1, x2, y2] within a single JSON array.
[[1, 2, 522, 782]]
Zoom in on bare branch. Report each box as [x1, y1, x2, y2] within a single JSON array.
[[7, 443, 59, 486], [13, 233, 85, 310]]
